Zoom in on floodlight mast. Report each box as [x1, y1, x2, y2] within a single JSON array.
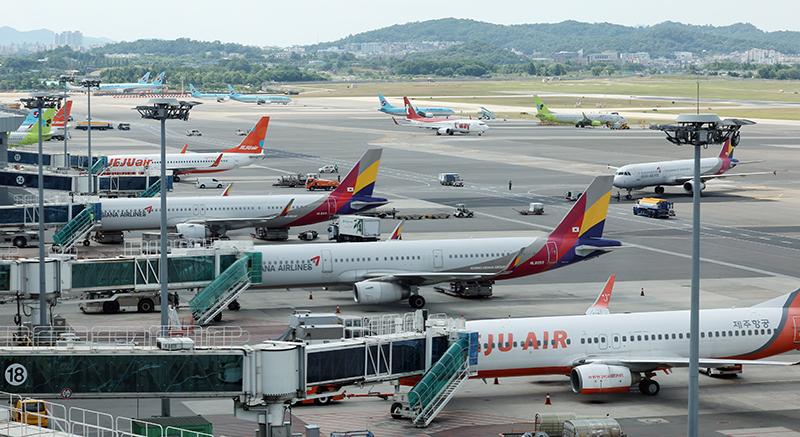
[[134, 98, 200, 418], [58, 75, 74, 167], [653, 114, 755, 437], [81, 79, 101, 193], [19, 93, 64, 328]]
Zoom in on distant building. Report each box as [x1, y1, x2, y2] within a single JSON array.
[[674, 51, 693, 62], [588, 51, 619, 63], [55, 31, 83, 48], [552, 50, 584, 63], [361, 42, 384, 55], [619, 52, 651, 64]]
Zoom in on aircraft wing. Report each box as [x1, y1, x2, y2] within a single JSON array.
[[578, 356, 800, 371], [676, 170, 777, 184]]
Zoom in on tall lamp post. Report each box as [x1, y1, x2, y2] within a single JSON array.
[[58, 75, 73, 169], [655, 115, 753, 437], [20, 93, 64, 327], [81, 79, 100, 193], [135, 98, 199, 417]]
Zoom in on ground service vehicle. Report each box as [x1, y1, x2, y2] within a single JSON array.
[[273, 174, 304, 187], [297, 230, 319, 240], [186, 129, 202, 136], [79, 290, 178, 314], [319, 165, 338, 173], [12, 399, 48, 427], [700, 364, 742, 376], [516, 202, 545, 215], [235, 129, 248, 136], [75, 121, 112, 131], [633, 197, 675, 218], [438, 173, 464, 187], [196, 177, 224, 189], [328, 216, 381, 242], [453, 204, 474, 218], [0, 228, 40, 248], [306, 177, 339, 191], [117, 123, 131, 130]]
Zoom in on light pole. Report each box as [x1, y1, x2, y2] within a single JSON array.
[[655, 115, 753, 437], [135, 98, 199, 417], [58, 75, 73, 169], [81, 79, 100, 193], [20, 93, 64, 328]]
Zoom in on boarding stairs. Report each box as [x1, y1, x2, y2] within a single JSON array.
[[408, 338, 472, 427], [479, 107, 497, 120], [190, 254, 260, 325], [52, 207, 98, 253], [138, 179, 161, 198], [90, 158, 105, 175]]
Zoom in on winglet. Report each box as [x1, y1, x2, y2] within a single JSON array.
[[221, 184, 233, 196], [180, 144, 188, 154], [279, 199, 294, 217], [223, 116, 269, 153], [497, 247, 526, 275], [585, 275, 615, 315], [392, 117, 399, 126], [210, 154, 223, 167], [388, 220, 404, 241]]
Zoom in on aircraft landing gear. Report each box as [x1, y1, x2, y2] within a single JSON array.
[[173, 175, 181, 182], [655, 186, 665, 195], [638, 378, 660, 396], [625, 190, 633, 200]]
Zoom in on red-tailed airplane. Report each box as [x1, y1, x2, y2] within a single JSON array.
[[466, 276, 800, 396], [393, 97, 488, 136]]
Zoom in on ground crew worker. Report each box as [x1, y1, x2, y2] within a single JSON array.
[[508, 180, 512, 190]]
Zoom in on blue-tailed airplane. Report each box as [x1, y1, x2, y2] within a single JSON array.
[[189, 84, 230, 102], [227, 85, 292, 105], [68, 72, 166, 94], [378, 93, 454, 118]]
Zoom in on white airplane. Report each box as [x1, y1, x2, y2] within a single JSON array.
[[466, 275, 800, 396], [7, 101, 72, 146], [533, 95, 627, 127], [103, 117, 270, 182], [394, 97, 488, 136], [67, 72, 166, 94], [253, 175, 620, 309], [97, 149, 388, 238], [189, 84, 229, 102], [611, 133, 775, 198], [227, 85, 291, 105]]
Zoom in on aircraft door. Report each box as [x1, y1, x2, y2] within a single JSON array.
[[433, 250, 443, 269], [546, 241, 558, 264], [611, 333, 621, 349], [598, 334, 608, 350], [327, 198, 337, 215], [192, 204, 199, 216], [321, 249, 333, 273]]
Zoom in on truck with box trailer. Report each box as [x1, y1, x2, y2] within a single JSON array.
[[633, 197, 675, 218], [328, 216, 381, 242]]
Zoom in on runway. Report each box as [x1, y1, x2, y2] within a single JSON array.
[[2, 91, 800, 436]]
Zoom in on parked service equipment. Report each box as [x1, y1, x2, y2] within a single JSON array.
[[196, 177, 224, 189], [79, 289, 178, 314], [328, 216, 381, 242], [453, 204, 473, 218], [117, 123, 131, 130], [438, 173, 464, 187], [633, 197, 675, 218], [297, 230, 319, 241], [186, 129, 202, 136], [306, 177, 339, 191], [562, 419, 625, 437], [516, 203, 544, 215], [76, 121, 113, 131], [273, 174, 304, 188], [12, 399, 48, 427]]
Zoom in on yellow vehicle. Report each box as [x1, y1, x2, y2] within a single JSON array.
[[12, 399, 48, 427]]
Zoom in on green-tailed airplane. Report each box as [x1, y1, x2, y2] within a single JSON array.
[[533, 95, 626, 127]]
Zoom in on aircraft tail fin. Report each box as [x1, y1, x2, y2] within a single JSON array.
[[378, 93, 395, 110], [222, 117, 269, 153], [403, 97, 423, 120], [138, 72, 151, 84], [533, 95, 553, 116], [153, 72, 166, 86], [331, 148, 382, 199], [18, 108, 40, 130], [718, 137, 734, 159], [585, 275, 615, 315], [38, 107, 56, 135], [52, 100, 72, 128], [227, 85, 238, 96], [189, 84, 199, 95]]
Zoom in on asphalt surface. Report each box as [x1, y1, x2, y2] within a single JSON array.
[[2, 91, 800, 437]]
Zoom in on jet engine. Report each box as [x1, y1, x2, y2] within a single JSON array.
[[176, 223, 212, 239], [682, 180, 706, 194], [570, 363, 640, 394], [353, 281, 410, 304], [437, 127, 454, 136], [423, 112, 434, 118]]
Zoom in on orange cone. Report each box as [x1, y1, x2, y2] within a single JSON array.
[[545, 393, 552, 405], [640, 288, 645, 297], [336, 306, 340, 314], [309, 292, 313, 300], [493, 378, 499, 385]]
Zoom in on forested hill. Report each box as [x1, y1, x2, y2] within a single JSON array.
[[308, 19, 800, 56], [404, 41, 527, 64]]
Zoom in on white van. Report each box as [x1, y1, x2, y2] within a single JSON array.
[[195, 177, 224, 188]]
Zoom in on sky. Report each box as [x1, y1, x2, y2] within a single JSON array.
[[5, 0, 800, 48]]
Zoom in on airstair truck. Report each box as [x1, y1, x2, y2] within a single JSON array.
[[633, 198, 675, 218]]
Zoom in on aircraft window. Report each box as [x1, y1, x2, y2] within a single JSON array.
[[537, 340, 541, 347], [417, 256, 421, 260], [566, 339, 571, 345], [491, 343, 495, 348], [721, 331, 726, 337], [593, 337, 598, 343], [678, 333, 683, 339], [629, 336, 634, 342], [701, 332, 705, 338], [728, 331, 732, 337], [715, 331, 719, 337], [735, 330, 739, 336], [581, 338, 585, 344], [761, 329, 765, 335], [613, 336, 618, 342], [504, 342, 509, 348], [384, 257, 387, 261], [637, 335, 642, 341], [672, 333, 676, 339], [658, 334, 662, 340], [644, 335, 649, 341], [513, 341, 517, 347], [600, 337, 605, 343], [528, 340, 533, 346], [748, 330, 752, 335], [768, 328, 772, 334], [449, 255, 452, 258], [551, 340, 555, 346], [622, 336, 627, 342], [687, 333, 690, 339], [483, 343, 488, 349]]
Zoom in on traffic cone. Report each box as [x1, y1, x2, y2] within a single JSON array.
[[545, 393, 552, 405], [640, 288, 645, 297], [336, 306, 340, 314], [309, 292, 313, 300], [493, 378, 499, 385]]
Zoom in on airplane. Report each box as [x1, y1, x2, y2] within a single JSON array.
[[5, 102, 71, 146], [67, 72, 166, 94], [532, 95, 626, 127], [466, 275, 800, 396], [253, 175, 620, 309], [610, 133, 775, 198], [227, 85, 292, 105], [103, 116, 270, 182], [189, 84, 229, 102], [377, 93, 454, 118], [394, 97, 488, 136], [96, 148, 388, 239]]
